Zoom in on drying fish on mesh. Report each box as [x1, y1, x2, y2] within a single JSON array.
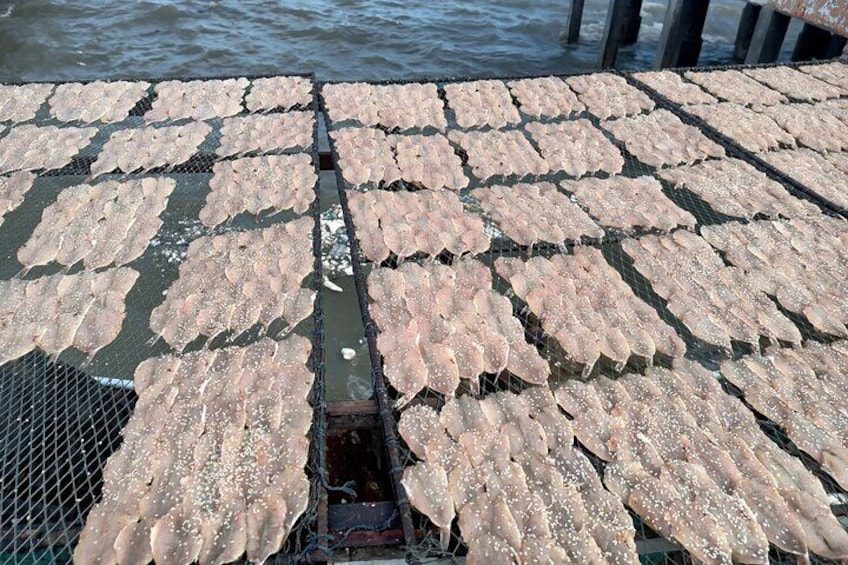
[[721, 342, 848, 491], [602, 109, 725, 168], [658, 158, 819, 219], [200, 154, 317, 229], [470, 182, 603, 246], [800, 61, 848, 91], [0, 267, 139, 366], [525, 119, 624, 177], [0, 171, 36, 229], [506, 76, 585, 119], [0, 124, 96, 174], [215, 112, 314, 157], [827, 151, 848, 175], [684, 102, 795, 153], [329, 127, 400, 186], [564, 175, 696, 232], [564, 72, 654, 120], [74, 337, 314, 565], [622, 230, 801, 349], [145, 78, 249, 122], [443, 79, 521, 129], [554, 360, 848, 564], [90, 122, 211, 176], [816, 98, 848, 127], [448, 129, 548, 180], [683, 69, 788, 106], [48, 80, 150, 123], [742, 66, 846, 101], [368, 259, 549, 405], [19, 177, 175, 270], [245, 75, 312, 112], [760, 148, 848, 210], [388, 133, 468, 190], [0, 83, 53, 123], [496, 249, 685, 375], [347, 190, 489, 262], [756, 103, 848, 153], [399, 388, 639, 564], [149, 219, 315, 351], [701, 217, 848, 338], [631, 70, 716, 105], [322, 82, 447, 130]]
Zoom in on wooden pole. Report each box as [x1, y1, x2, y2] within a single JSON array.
[[566, 0, 586, 43], [733, 2, 762, 62], [827, 34, 848, 58], [598, 0, 630, 68], [792, 23, 832, 61], [655, 0, 710, 68], [745, 6, 791, 64], [622, 0, 643, 45]]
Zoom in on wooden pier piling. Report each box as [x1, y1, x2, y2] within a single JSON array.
[[655, 0, 711, 68], [745, 6, 791, 63], [733, 2, 762, 62], [792, 22, 833, 61], [566, 0, 586, 43]]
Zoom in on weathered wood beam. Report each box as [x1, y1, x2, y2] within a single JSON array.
[[599, 0, 630, 68], [733, 2, 763, 62], [566, 0, 586, 43], [655, 0, 711, 68], [792, 22, 832, 61], [745, 6, 791, 64]]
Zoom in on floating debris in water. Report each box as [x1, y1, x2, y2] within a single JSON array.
[[340, 347, 356, 361]]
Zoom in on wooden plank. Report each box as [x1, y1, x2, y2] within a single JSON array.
[[733, 2, 763, 62], [327, 399, 380, 430], [566, 0, 586, 43], [746, 6, 791, 64], [329, 501, 398, 530], [328, 399, 378, 417], [330, 529, 406, 548], [599, 0, 630, 68], [318, 151, 334, 170], [792, 22, 832, 61]]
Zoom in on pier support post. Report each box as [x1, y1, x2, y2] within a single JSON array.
[[745, 6, 790, 64], [655, 0, 711, 69], [566, 0, 586, 43], [733, 2, 762, 62], [598, 0, 630, 68], [622, 0, 643, 45], [792, 23, 832, 61], [827, 35, 847, 58]]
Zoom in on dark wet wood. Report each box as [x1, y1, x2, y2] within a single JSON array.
[[656, 0, 710, 68], [734, 2, 762, 62], [566, 0, 586, 43], [746, 6, 791, 64]]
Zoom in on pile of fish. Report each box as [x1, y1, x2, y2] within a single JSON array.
[[470, 182, 603, 246], [721, 341, 848, 491], [368, 259, 549, 405], [0, 268, 139, 365], [564, 175, 696, 232], [330, 127, 399, 186], [564, 72, 654, 120], [322, 82, 446, 130], [760, 148, 848, 210], [0, 83, 53, 123], [399, 388, 639, 564], [658, 157, 819, 219], [506, 76, 585, 119], [74, 337, 314, 565], [800, 61, 848, 91], [622, 230, 801, 348], [443, 79, 521, 129], [149, 219, 315, 351], [495, 249, 685, 374], [701, 217, 848, 337], [602, 109, 725, 168], [525, 119, 624, 177], [200, 154, 317, 228], [215, 112, 314, 157], [447, 129, 548, 180], [91, 122, 211, 176], [145, 78, 249, 122], [0, 124, 96, 174], [556, 361, 848, 563], [632, 70, 716, 105], [757, 103, 848, 153], [245, 76, 312, 112], [391, 133, 469, 190], [0, 171, 35, 228], [347, 189, 489, 262], [684, 102, 794, 153], [742, 66, 845, 101], [48, 80, 150, 123], [18, 177, 174, 270], [684, 69, 788, 106]]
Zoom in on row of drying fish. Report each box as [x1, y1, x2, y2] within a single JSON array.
[[557, 360, 848, 563], [0, 124, 96, 175], [74, 337, 315, 565], [215, 112, 314, 158], [0, 171, 35, 229], [399, 388, 639, 564], [760, 148, 848, 211], [524, 119, 624, 178]]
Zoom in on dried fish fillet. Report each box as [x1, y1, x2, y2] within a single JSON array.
[[658, 158, 819, 220], [684, 102, 795, 153], [496, 249, 685, 373], [74, 337, 314, 565], [330, 127, 400, 187], [0, 267, 138, 365], [556, 360, 848, 562], [399, 389, 638, 564], [684, 69, 788, 106], [507, 76, 585, 119], [0, 171, 36, 228], [742, 66, 846, 101], [757, 103, 848, 153], [91, 122, 211, 176], [602, 109, 725, 168], [149, 219, 314, 351], [0, 83, 53, 123], [200, 154, 317, 228], [19, 177, 174, 270], [622, 230, 801, 348], [368, 260, 549, 404], [246, 76, 312, 112], [48, 80, 150, 123], [145, 78, 249, 122], [799, 62, 848, 91], [760, 148, 848, 210], [471, 182, 603, 246], [443, 80, 521, 129], [322, 82, 447, 130], [0, 124, 96, 174], [216, 112, 314, 157], [564, 175, 695, 232], [632, 70, 716, 105], [565, 72, 654, 120], [525, 119, 624, 177], [448, 129, 548, 180], [348, 189, 489, 262], [388, 133, 468, 190]]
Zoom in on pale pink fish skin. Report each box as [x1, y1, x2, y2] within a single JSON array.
[[632, 70, 716, 105], [565, 72, 655, 120], [322, 81, 446, 130], [507, 76, 585, 119], [443, 79, 521, 129], [247, 76, 312, 112]]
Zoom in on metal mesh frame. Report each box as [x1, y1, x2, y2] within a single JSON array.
[[0, 74, 326, 564]]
